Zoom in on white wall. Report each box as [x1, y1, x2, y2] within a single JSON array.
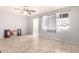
[[26, 18, 33, 35], [39, 7, 79, 43], [0, 11, 27, 38]]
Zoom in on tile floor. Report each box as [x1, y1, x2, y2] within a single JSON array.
[[0, 35, 79, 53]]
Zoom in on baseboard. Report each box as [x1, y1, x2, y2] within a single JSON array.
[[39, 35, 79, 45]]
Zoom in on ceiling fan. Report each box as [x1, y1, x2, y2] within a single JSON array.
[[14, 6, 36, 15]]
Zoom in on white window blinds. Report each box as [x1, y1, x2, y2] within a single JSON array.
[[42, 12, 70, 33], [42, 14, 56, 33]]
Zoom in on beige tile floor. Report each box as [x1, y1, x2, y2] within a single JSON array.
[[0, 35, 79, 53]]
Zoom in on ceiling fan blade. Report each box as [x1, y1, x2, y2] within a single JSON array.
[[14, 8, 23, 10], [29, 10, 36, 12], [25, 9, 31, 15], [27, 11, 31, 15]]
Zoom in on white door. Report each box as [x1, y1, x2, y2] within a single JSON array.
[[33, 18, 39, 37]]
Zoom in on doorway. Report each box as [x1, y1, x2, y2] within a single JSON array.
[[33, 18, 39, 37]]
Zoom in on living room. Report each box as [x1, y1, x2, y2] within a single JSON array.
[[0, 6, 79, 53]]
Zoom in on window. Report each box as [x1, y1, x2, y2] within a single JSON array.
[[42, 14, 56, 33], [56, 12, 70, 32], [42, 12, 70, 33], [42, 16, 47, 30]]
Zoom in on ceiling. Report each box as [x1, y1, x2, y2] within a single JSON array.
[[0, 6, 66, 17]]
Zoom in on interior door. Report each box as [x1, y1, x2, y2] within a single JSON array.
[[33, 18, 39, 37]]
